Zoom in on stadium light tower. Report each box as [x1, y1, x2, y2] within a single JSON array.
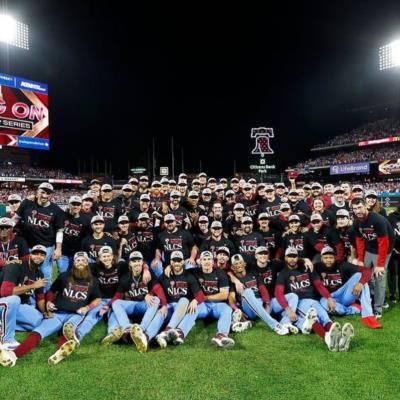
[[379, 40, 400, 70], [0, 14, 29, 50]]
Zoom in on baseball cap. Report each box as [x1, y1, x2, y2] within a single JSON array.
[[333, 186, 344, 194], [336, 209, 350, 218], [275, 182, 286, 188], [248, 178, 257, 184], [101, 184, 112, 191], [138, 212, 150, 220], [140, 194, 150, 201], [7, 194, 21, 202], [258, 212, 270, 220], [122, 184, 133, 191], [198, 172, 207, 178], [241, 216, 253, 224], [118, 215, 130, 223], [233, 203, 245, 210], [82, 193, 94, 201], [74, 251, 89, 261], [255, 246, 269, 255], [177, 180, 187, 187], [230, 178, 239, 183], [164, 214, 176, 223], [220, 178, 228, 183], [303, 184, 311, 190], [216, 246, 230, 256], [139, 176, 149, 182], [243, 183, 252, 190], [285, 247, 298, 256], [98, 246, 113, 256], [321, 246, 336, 256], [0, 217, 13, 227], [38, 182, 54, 192], [311, 182, 322, 189], [215, 184, 224, 191], [365, 190, 378, 198], [352, 184, 363, 191], [91, 215, 105, 224], [90, 179, 100, 185], [31, 245, 47, 254], [170, 190, 181, 197], [160, 177, 169, 184], [199, 215, 209, 223], [288, 214, 300, 222], [208, 177, 217, 183], [129, 251, 144, 260], [169, 179, 177, 185], [288, 189, 298, 195], [225, 190, 235, 196], [265, 184, 275, 191], [202, 188, 212, 195], [151, 180, 161, 187], [188, 190, 199, 198], [280, 203, 291, 211], [69, 195, 82, 204], [211, 221, 223, 229], [231, 254, 244, 264], [170, 250, 184, 260], [192, 179, 200, 185], [128, 177, 139, 184], [179, 173, 187, 179], [310, 213, 323, 221], [200, 251, 214, 259]]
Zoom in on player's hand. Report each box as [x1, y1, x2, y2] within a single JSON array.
[[52, 248, 61, 261], [327, 297, 336, 313], [77, 306, 89, 315], [142, 268, 151, 284], [151, 258, 160, 269], [303, 258, 314, 272], [31, 278, 49, 289], [44, 311, 54, 319], [99, 305, 109, 317], [164, 265, 172, 278], [159, 305, 168, 318], [374, 266, 385, 278], [286, 308, 298, 322], [357, 260, 365, 268], [234, 280, 245, 295], [352, 282, 363, 296], [186, 258, 196, 267], [145, 294, 156, 307], [187, 299, 198, 314], [7, 257, 22, 264], [46, 301, 57, 312]]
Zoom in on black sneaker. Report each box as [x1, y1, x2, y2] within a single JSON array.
[[389, 295, 397, 304]]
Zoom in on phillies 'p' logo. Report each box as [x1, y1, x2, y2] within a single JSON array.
[[251, 127, 274, 157]]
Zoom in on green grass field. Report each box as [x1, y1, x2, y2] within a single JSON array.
[[2, 305, 400, 400]]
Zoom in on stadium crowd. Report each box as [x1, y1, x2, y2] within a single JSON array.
[[0, 172, 398, 367], [0, 164, 81, 180], [312, 118, 400, 148]]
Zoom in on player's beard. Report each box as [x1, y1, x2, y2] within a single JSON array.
[[72, 264, 91, 281]]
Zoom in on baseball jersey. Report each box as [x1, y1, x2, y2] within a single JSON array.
[[257, 228, 282, 259], [119, 231, 138, 262], [133, 226, 156, 262], [228, 270, 265, 303], [281, 231, 308, 258], [258, 197, 282, 218]]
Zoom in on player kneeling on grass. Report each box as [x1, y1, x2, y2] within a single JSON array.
[[193, 251, 235, 349], [228, 254, 290, 336], [147, 250, 204, 349], [274, 247, 355, 352], [0, 252, 101, 367], [316, 246, 381, 329], [102, 251, 166, 353]]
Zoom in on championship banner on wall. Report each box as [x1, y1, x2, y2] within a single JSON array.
[[0, 72, 49, 150], [378, 159, 400, 175]]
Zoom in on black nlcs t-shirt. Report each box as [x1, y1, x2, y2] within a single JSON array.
[[0, 261, 44, 304], [229, 270, 264, 302], [156, 228, 195, 264], [276, 264, 320, 300], [194, 268, 229, 296], [134, 227, 156, 262], [17, 199, 65, 247], [120, 231, 138, 262], [62, 213, 91, 256], [159, 270, 201, 302], [249, 260, 284, 297], [90, 261, 128, 298], [81, 234, 118, 260], [233, 232, 265, 263], [315, 261, 358, 293], [50, 272, 101, 312], [0, 235, 29, 265], [94, 199, 123, 232], [199, 237, 236, 259], [117, 271, 158, 301], [258, 228, 282, 259]]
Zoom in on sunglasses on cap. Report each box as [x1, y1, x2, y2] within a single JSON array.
[[242, 221, 253, 225], [234, 208, 245, 212], [311, 220, 322, 224], [171, 195, 180, 199], [102, 189, 112, 193], [8, 200, 20, 204], [70, 202, 81, 206], [257, 251, 269, 255], [0, 226, 11, 230], [211, 227, 222, 230], [123, 189, 133, 192], [171, 257, 183, 262], [140, 199, 150, 202]]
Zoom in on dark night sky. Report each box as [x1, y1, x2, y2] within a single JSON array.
[[3, 1, 400, 178]]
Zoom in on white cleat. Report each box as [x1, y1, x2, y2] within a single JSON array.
[[231, 309, 243, 324], [0, 349, 17, 367], [167, 329, 184, 345], [301, 307, 318, 334], [1, 340, 20, 351], [282, 323, 299, 335], [324, 322, 342, 352], [130, 324, 148, 353], [156, 331, 169, 349], [338, 323, 354, 352], [48, 340, 76, 365], [232, 320, 252, 333], [211, 334, 235, 349], [274, 323, 290, 336], [101, 327, 123, 346]]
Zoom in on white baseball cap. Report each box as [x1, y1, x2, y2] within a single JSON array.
[[170, 250, 184, 260], [69, 195, 82, 204], [38, 182, 54, 192], [129, 251, 144, 260]]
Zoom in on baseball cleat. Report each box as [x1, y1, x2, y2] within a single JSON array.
[[156, 331, 169, 348], [0, 349, 17, 367], [231, 309, 243, 324], [274, 323, 290, 336], [63, 322, 80, 346], [324, 322, 341, 352], [282, 323, 299, 335], [212, 333, 235, 349], [1, 340, 20, 351], [360, 316, 382, 329], [301, 307, 318, 334], [130, 324, 148, 353], [101, 327, 123, 346], [232, 321, 252, 333], [168, 328, 184, 345], [48, 340, 76, 365], [338, 322, 354, 352]]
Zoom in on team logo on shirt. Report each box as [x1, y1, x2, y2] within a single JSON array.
[[359, 228, 377, 241], [64, 222, 82, 237], [128, 282, 149, 299], [27, 211, 51, 228], [167, 281, 188, 297], [163, 238, 183, 251], [289, 273, 311, 292], [288, 239, 304, 251], [238, 240, 258, 254], [63, 284, 89, 301]]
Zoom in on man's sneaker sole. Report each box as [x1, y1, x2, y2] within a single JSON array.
[[324, 322, 341, 352], [101, 327, 123, 346], [211, 336, 235, 349], [231, 309, 242, 324], [232, 321, 252, 333], [301, 307, 317, 334], [339, 323, 354, 352], [156, 332, 168, 348], [0, 349, 16, 367], [274, 324, 290, 335], [130, 324, 148, 353], [48, 340, 76, 365], [63, 322, 80, 346], [282, 323, 299, 335], [168, 329, 184, 345]]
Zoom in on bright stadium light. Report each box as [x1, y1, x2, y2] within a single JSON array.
[[0, 14, 29, 50], [379, 40, 400, 70]]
